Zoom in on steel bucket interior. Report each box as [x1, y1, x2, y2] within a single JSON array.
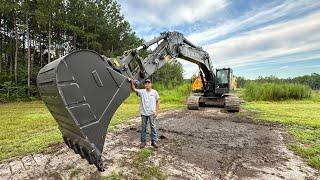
[[37, 50, 131, 171]]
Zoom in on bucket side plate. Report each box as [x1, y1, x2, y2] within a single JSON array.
[[37, 50, 131, 171]]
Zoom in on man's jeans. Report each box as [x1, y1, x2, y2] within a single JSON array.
[[141, 115, 157, 144]]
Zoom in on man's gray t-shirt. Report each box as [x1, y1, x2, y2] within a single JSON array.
[[137, 89, 160, 116]]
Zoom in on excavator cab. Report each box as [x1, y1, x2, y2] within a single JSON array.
[[215, 68, 233, 95]]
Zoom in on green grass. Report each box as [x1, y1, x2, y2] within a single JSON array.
[[134, 148, 166, 180], [119, 148, 167, 179], [243, 82, 311, 101], [242, 91, 320, 169], [101, 171, 121, 180], [0, 85, 189, 162], [0, 101, 61, 162], [69, 167, 81, 178]]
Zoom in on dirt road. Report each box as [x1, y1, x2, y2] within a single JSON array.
[[0, 108, 319, 179]]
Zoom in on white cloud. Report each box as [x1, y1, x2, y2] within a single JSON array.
[[279, 66, 289, 70], [204, 11, 320, 68], [177, 59, 199, 78], [119, 0, 228, 26], [187, 0, 320, 45]]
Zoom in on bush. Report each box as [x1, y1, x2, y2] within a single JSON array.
[[0, 81, 39, 102], [157, 83, 191, 103], [243, 82, 311, 101], [124, 83, 191, 105], [152, 59, 184, 88]]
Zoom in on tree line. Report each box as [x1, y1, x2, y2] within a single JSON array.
[[0, 0, 146, 101], [152, 59, 184, 88], [236, 73, 320, 90], [0, 0, 186, 102]]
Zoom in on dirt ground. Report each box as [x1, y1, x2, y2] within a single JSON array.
[[0, 108, 319, 179]]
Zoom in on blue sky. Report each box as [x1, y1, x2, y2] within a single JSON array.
[[118, 0, 320, 79]]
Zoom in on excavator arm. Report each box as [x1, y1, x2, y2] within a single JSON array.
[[112, 31, 214, 85], [37, 32, 216, 171]]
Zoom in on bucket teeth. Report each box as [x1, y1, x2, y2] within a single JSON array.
[[72, 142, 79, 154], [74, 143, 81, 155], [88, 151, 104, 172], [79, 146, 86, 158], [63, 138, 104, 171], [63, 137, 72, 148], [96, 159, 104, 172], [63, 137, 106, 171], [87, 154, 94, 164]]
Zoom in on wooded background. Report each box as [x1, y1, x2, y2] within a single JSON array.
[[0, 0, 184, 102], [236, 73, 320, 90]]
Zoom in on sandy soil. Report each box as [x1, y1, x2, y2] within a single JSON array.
[[0, 108, 319, 179]]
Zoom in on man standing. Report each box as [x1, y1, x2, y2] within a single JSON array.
[[128, 78, 160, 148]]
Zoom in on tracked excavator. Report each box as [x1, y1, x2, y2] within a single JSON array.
[[37, 31, 240, 171]]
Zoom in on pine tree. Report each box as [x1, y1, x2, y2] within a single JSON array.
[[0, 0, 144, 100]]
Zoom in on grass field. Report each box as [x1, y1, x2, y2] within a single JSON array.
[[243, 82, 311, 101], [242, 91, 320, 169], [0, 85, 189, 162]]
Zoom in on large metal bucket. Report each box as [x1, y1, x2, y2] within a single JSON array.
[[37, 50, 131, 171]]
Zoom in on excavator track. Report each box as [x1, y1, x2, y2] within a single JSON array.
[[224, 95, 240, 112], [186, 95, 200, 110]]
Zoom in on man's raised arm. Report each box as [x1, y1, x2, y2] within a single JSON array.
[[128, 78, 138, 93]]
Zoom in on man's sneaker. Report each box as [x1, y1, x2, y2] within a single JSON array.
[[151, 143, 158, 148], [140, 143, 146, 149]]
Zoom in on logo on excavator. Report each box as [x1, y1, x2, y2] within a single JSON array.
[[164, 54, 172, 61], [113, 58, 121, 67]]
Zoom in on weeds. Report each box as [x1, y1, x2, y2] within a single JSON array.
[[133, 148, 154, 168], [119, 148, 167, 179], [69, 167, 80, 178], [101, 171, 121, 180], [243, 82, 311, 101]]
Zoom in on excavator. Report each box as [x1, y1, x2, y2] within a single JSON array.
[[36, 31, 240, 171], [190, 68, 238, 107]]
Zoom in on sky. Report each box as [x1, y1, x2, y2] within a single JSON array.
[[117, 0, 320, 79]]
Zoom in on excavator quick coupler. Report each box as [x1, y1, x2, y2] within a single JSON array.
[[37, 50, 131, 171]]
